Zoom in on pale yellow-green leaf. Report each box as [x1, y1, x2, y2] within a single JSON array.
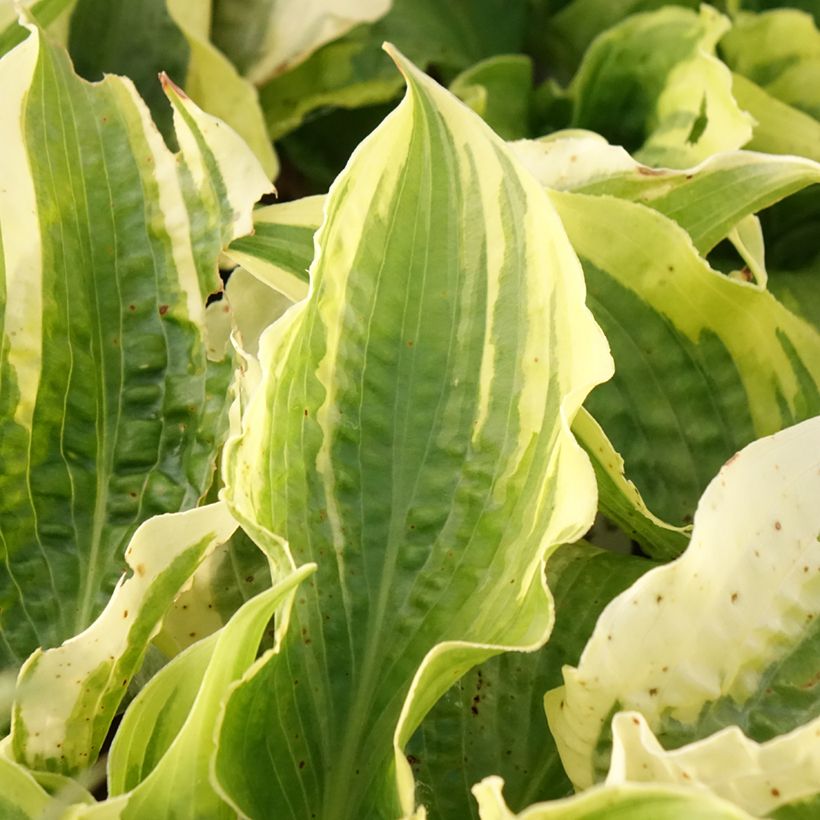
[[223, 195, 324, 302], [11, 503, 238, 774], [608, 711, 820, 816], [70, 565, 315, 819], [212, 0, 392, 85], [547, 416, 820, 790], [166, 0, 278, 179], [726, 214, 767, 287], [472, 775, 753, 819]]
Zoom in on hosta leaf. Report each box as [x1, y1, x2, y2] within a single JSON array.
[[166, 0, 278, 178], [408, 542, 656, 818], [0, 753, 57, 819], [0, 28, 270, 665], [548, 190, 820, 530], [0, 0, 73, 57], [730, 73, 820, 163], [67, 0, 189, 142], [720, 9, 820, 120], [569, 5, 752, 167], [217, 45, 612, 819], [571, 410, 688, 559], [537, 0, 700, 83], [223, 266, 294, 356], [761, 186, 820, 332], [224, 195, 324, 302], [154, 521, 271, 656], [67, 0, 277, 176], [211, 0, 392, 85], [258, 0, 531, 140], [11, 502, 238, 774], [472, 775, 753, 819], [511, 138, 820, 256], [547, 417, 820, 800], [69, 564, 315, 819], [726, 213, 767, 286], [450, 54, 534, 140], [607, 711, 820, 816]]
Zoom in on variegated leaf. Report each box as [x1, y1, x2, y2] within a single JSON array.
[[549, 190, 820, 531], [0, 27, 270, 665], [547, 416, 820, 810], [216, 44, 612, 818], [11, 503, 238, 774]]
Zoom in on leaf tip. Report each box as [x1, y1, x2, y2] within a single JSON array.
[[159, 71, 188, 102]]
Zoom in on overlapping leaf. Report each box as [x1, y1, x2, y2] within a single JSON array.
[[510, 137, 820, 255], [720, 8, 820, 120], [408, 542, 656, 818], [217, 44, 612, 818], [67, 0, 277, 176], [211, 0, 392, 85], [547, 416, 820, 817], [569, 5, 752, 167], [472, 776, 752, 819], [0, 27, 270, 665], [66, 564, 314, 819], [257, 0, 533, 140], [11, 503, 237, 774], [548, 190, 820, 531]]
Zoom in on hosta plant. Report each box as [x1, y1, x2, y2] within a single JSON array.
[[0, 2, 819, 819]]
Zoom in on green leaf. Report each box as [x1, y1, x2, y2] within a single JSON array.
[[725, 213, 767, 286], [0, 0, 74, 58], [408, 543, 657, 818], [153, 521, 272, 656], [571, 410, 688, 559], [10, 502, 238, 774], [0, 752, 57, 819], [720, 9, 820, 120], [538, 0, 700, 84], [0, 28, 270, 665], [166, 0, 278, 178], [548, 190, 820, 529], [223, 266, 294, 356], [67, 0, 190, 142], [569, 5, 752, 167], [547, 416, 820, 814], [67, 0, 277, 176], [70, 564, 315, 819], [258, 0, 532, 139], [472, 776, 753, 819], [511, 137, 820, 255], [211, 0, 392, 85], [450, 54, 534, 140], [216, 44, 612, 818], [762, 187, 820, 332], [225, 195, 324, 301]]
